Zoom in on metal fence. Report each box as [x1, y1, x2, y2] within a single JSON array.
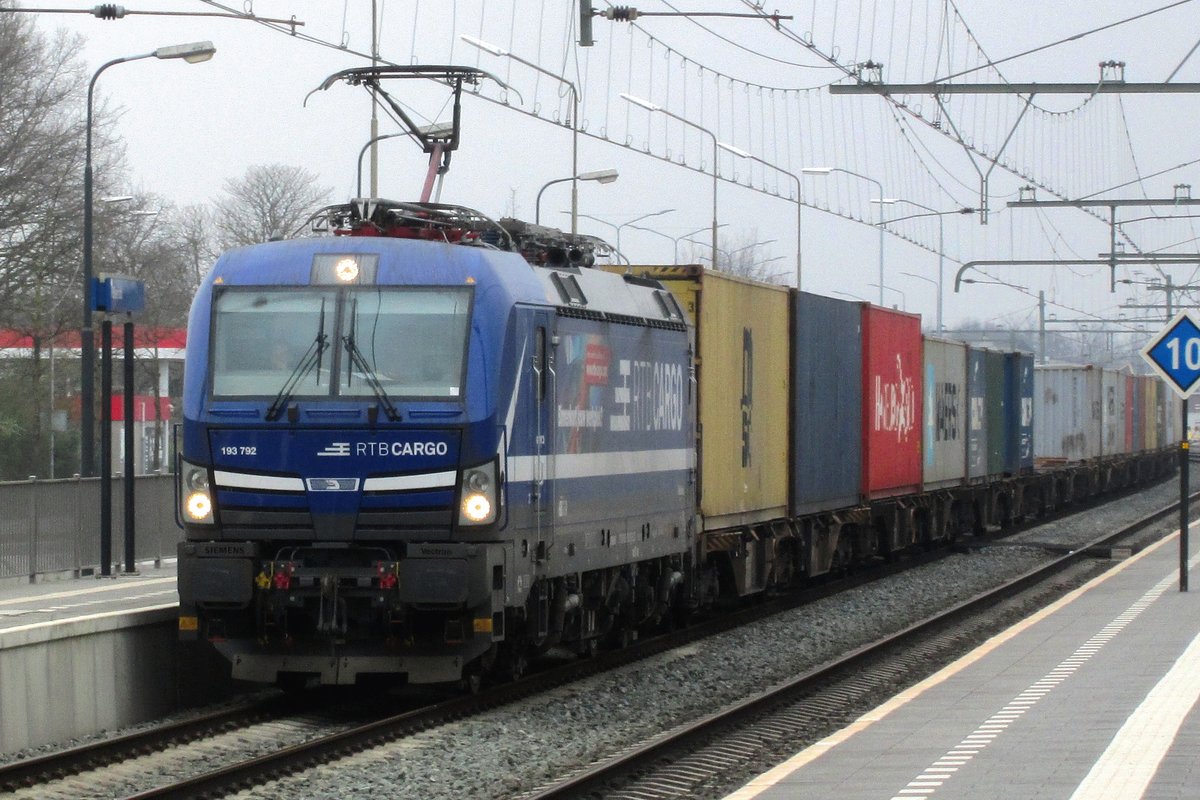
[[0, 474, 180, 580]]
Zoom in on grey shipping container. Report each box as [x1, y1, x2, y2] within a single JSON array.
[[1101, 369, 1128, 456], [966, 348, 988, 480], [1160, 378, 1180, 445], [922, 337, 968, 489], [1034, 364, 1102, 461], [790, 291, 863, 515]]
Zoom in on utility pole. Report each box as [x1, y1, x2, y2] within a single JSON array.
[[831, 62, 1200, 221], [1007, 188, 1200, 290], [1038, 290, 1046, 364]]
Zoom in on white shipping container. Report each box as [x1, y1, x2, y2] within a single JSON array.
[[1100, 369, 1128, 456], [922, 337, 968, 488], [1034, 365, 1102, 462]]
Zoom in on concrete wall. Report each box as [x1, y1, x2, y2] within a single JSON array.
[[1, 608, 180, 755]]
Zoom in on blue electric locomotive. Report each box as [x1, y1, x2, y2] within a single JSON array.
[[176, 201, 695, 687]]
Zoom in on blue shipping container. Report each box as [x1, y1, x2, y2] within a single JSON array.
[[1003, 352, 1035, 474], [791, 291, 863, 515]]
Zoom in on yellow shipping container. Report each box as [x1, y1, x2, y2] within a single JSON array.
[[603, 265, 790, 529]]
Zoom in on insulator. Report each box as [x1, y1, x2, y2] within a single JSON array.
[[604, 6, 639, 21], [92, 4, 126, 19]]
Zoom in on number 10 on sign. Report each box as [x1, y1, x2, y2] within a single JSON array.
[[1141, 311, 1200, 399]]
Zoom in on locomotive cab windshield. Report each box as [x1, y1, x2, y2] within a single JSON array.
[[210, 285, 472, 401]]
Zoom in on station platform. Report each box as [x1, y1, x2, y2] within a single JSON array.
[[0, 561, 178, 642], [0, 563, 183, 755], [725, 523, 1200, 800]]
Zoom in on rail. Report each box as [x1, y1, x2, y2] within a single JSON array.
[[0, 473, 179, 581]]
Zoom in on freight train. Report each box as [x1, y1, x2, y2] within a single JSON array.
[[175, 199, 1177, 688]]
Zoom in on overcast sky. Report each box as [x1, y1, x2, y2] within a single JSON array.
[[19, 0, 1200, 341]]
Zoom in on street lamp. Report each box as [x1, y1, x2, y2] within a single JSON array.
[[356, 132, 410, 198], [900, 271, 938, 326], [621, 93, 721, 269], [536, 169, 619, 225], [625, 222, 729, 264], [725, 238, 777, 258], [869, 282, 906, 310], [461, 35, 584, 234], [802, 166, 884, 304], [576, 209, 674, 263], [876, 200, 974, 333], [717, 142, 805, 289], [81, 40, 215, 477]]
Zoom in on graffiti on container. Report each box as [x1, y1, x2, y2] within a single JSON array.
[[741, 328, 753, 468], [874, 354, 917, 442], [935, 383, 960, 441]]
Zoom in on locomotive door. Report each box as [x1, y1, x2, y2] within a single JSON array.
[[531, 318, 555, 557]]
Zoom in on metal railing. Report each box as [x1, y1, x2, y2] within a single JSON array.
[[0, 474, 179, 580]]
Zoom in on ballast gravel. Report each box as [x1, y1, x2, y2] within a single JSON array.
[[224, 475, 1196, 800]]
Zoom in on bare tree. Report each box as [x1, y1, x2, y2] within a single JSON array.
[[211, 163, 331, 248], [175, 202, 220, 286], [683, 229, 789, 285], [0, 8, 126, 478]]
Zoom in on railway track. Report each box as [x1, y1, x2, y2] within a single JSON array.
[[518, 490, 1200, 800], [1, 483, 1190, 799]]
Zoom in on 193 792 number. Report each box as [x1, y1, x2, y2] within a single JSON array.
[[219, 446, 257, 456]]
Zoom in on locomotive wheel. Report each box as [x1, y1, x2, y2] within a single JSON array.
[[499, 645, 528, 682], [460, 668, 483, 695]]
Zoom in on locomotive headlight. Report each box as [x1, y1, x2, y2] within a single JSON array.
[[180, 460, 214, 524], [458, 460, 498, 526], [334, 257, 360, 282]]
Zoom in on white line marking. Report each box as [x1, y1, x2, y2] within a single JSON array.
[[0, 576, 176, 606], [1068, 616, 1200, 798], [721, 524, 1200, 800]]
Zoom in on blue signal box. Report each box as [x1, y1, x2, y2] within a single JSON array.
[[92, 274, 145, 314]]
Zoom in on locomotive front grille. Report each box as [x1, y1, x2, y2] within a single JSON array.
[[357, 509, 453, 529]]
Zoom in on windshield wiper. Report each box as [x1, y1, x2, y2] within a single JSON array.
[[343, 298, 401, 421], [265, 300, 328, 421]]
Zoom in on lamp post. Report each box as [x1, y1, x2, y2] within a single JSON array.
[[876, 201, 974, 333], [81, 41, 215, 477], [717, 142, 805, 289], [621, 93, 721, 269], [535, 169, 618, 225], [356, 132, 409, 198], [802, 166, 884, 304], [869, 282, 906, 310], [625, 222, 729, 264], [900, 271, 939, 328], [460, 35, 583, 234], [725, 238, 777, 259], [576, 209, 675, 263]]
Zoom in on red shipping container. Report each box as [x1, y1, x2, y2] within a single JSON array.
[[861, 305, 923, 499]]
